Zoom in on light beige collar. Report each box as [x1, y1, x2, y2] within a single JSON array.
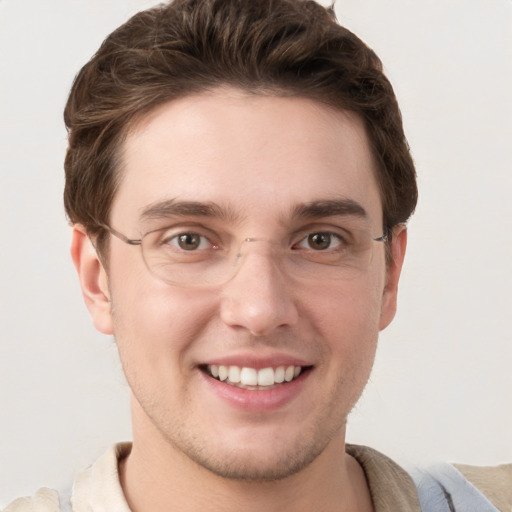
[[71, 443, 132, 512]]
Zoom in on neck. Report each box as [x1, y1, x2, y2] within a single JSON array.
[[120, 399, 373, 512]]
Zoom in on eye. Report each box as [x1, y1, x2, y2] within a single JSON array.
[[165, 232, 212, 251], [297, 232, 342, 251]]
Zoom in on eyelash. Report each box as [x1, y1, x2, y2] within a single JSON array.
[[160, 232, 217, 251], [294, 231, 344, 251], [158, 229, 348, 252]]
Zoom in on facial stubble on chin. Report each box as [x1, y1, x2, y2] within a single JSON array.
[[145, 374, 363, 484], [117, 339, 375, 484], [163, 414, 346, 483]]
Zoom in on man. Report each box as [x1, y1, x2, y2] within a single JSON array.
[[4, 0, 510, 511]]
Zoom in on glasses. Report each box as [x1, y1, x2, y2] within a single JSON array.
[[100, 222, 387, 287]]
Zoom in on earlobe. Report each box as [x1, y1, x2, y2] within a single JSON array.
[[379, 225, 408, 331], [70, 225, 114, 335]]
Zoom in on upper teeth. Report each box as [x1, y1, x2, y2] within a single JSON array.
[[208, 365, 302, 387]]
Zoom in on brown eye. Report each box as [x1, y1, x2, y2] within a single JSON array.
[[177, 233, 202, 250], [307, 232, 333, 250]]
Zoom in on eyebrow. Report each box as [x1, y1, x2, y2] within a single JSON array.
[[291, 199, 368, 220], [139, 199, 240, 223], [139, 197, 367, 225]]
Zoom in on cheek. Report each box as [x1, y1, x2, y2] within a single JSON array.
[[109, 286, 220, 415], [108, 265, 216, 378], [305, 274, 384, 336], [303, 277, 383, 380]]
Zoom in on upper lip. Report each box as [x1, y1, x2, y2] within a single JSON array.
[[200, 353, 313, 370]]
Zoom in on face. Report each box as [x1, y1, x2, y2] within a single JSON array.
[[74, 89, 406, 481]]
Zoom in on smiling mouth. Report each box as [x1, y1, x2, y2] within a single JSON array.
[[201, 364, 311, 390]]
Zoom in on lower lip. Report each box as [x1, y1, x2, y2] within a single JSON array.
[[200, 369, 311, 412]]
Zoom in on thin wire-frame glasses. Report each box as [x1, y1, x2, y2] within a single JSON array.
[[100, 222, 388, 287]]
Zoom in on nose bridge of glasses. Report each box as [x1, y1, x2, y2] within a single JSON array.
[[234, 237, 281, 264], [229, 237, 292, 285]]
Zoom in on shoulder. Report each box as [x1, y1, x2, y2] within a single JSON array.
[[348, 444, 511, 512], [2, 443, 130, 512], [411, 461, 511, 512], [346, 444, 422, 511], [454, 462, 512, 512], [2, 488, 64, 512]]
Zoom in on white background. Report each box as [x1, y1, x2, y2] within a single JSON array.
[[0, 0, 511, 504]]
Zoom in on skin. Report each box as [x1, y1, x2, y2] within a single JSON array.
[[72, 89, 407, 512]]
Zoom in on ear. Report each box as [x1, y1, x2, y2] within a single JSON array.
[[379, 225, 407, 330], [70, 225, 114, 335]]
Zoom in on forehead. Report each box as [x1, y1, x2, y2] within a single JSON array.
[[112, 89, 382, 229]]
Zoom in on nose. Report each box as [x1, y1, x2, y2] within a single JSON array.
[[219, 242, 299, 336]]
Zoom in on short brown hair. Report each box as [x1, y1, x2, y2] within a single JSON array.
[[64, 0, 417, 250]]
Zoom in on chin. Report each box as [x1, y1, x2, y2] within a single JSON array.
[[169, 419, 342, 483], [185, 443, 324, 482]]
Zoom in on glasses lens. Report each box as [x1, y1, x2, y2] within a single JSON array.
[[140, 226, 380, 287]]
